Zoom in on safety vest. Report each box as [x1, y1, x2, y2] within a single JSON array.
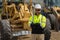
[[29, 14, 46, 28]]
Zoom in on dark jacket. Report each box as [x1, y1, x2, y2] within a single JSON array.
[[31, 23, 44, 34]]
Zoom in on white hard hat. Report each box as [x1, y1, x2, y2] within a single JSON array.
[[35, 4, 41, 9]]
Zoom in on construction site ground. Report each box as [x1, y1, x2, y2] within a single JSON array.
[[17, 30, 60, 40]]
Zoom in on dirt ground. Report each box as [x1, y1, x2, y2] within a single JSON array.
[[50, 31, 60, 40], [18, 31, 60, 40]]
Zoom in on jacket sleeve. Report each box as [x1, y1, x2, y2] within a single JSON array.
[[28, 16, 32, 27], [41, 16, 46, 28]]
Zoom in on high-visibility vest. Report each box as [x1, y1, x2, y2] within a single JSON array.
[[29, 14, 46, 28]]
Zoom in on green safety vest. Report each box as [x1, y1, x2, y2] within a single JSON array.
[[29, 14, 46, 28]]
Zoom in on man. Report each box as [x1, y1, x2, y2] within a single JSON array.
[[28, 4, 51, 40]]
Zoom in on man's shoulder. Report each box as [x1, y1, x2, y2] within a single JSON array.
[[40, 14, 46, 18]]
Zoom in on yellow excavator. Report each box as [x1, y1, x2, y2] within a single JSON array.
[[1, 0, 32, 40], [2, 0, 33, 31]]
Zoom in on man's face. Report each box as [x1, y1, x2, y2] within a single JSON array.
[[35, 9, 41, 13]]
